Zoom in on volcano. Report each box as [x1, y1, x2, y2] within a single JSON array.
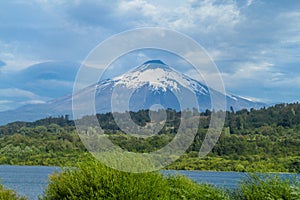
[[0, 60, 265, 125]]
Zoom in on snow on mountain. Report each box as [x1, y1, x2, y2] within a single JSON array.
[[0, 60, 266, 125], [112, 60, 208, 95], [91, 60, 265, 113]]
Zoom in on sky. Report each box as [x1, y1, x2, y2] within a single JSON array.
[[0, 0, 300, 111]]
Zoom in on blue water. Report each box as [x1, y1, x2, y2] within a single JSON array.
[[0, 165, 299, 200], [163, 170, 300, 188], [0, 165, 60, 200], [162, 170, 246, 188]]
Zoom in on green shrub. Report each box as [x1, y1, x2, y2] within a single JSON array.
[[42, 159, 227, 200], [167, 175, 230, 200], [232, 173, 300, 200], [0, 184, 26, 200]]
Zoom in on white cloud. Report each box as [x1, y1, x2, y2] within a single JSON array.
[[35, 79, 74, 88], [119, 0, 158, 17], [265, 75, 300, 88], [0, 100, 13, 105], [1, 0, 300, 104], [246, 0, 254, 7], [0, 88, 42, 99], [0, 88, 47, 111], [21, 100, 46, 105], [0, 40, 43, 72], [232, 62, 274, 77], [0, 100, 14, 112], [1, 59, 42, 72], [221, 62, 275, 87], [117, 0, 241, 33]]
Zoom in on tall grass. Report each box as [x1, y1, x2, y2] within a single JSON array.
[[41, 159, 228, 200], [41, 158, 300, 200], [232, 173, 300, 200], [0, 184, 26, 200]]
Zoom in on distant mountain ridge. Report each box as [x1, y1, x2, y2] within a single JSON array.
[[0, 60, 265, 125]]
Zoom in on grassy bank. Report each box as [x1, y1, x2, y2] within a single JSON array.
[[41, 159, 300, 200]]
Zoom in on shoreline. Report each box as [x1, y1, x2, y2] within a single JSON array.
[[0, 164, 299, 175]]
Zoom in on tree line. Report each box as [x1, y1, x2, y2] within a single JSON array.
[[0, 103, 299, 172]]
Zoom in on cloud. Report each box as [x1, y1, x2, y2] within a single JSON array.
[[0, 61, 81, 111], [219, 61, 276, 90], [0, 1, 110, 63], [0, 88, 46, 112], [217, 61, 300, 103], [246, 0, 254, 7], [2, 61, 80, 97], [175, 0, 240, 31], [0, 88, 41, 99], [0, 100, 14, 112], [0, 88, 48, 111], [114, 0, 242, 35], [225, 62, 274, 81], [0, 100, 12, 105], [65, 1, 120, 27], [21, 100, 46, 105], [0, 0, 300, 107], [0, 88, 46, 111], [48, 0, 243, 39], [0, 0, 298, 67]]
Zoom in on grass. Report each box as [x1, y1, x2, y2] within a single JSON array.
[[41, 159, 300, 200], [231, 173, 300, 200], [41, 159, 228, 200], [0, 184, 26, 200]]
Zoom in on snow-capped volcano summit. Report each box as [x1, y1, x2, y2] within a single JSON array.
[[0, 60, 265, 125], [111, 60, 208, 94]]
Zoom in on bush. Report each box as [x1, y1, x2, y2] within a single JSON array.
[[167, 175, 229, 200], [42, 159, 227, 200], [42, 159, 300, 200], [0, 184, 26, 200], [232, 173, 300, 200]]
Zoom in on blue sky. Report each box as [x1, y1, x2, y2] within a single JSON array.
[[0, 0, 300, 111]]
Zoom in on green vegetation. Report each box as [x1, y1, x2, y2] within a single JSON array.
[[232, 174, 300, 200], [0, 103, 299, 172], [42, 159, 228, 200], [0, 184, 26, 200], [0, 120, 85, 166], [41, 159, 299, 200]]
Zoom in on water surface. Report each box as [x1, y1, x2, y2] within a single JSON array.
[[0, 165, 299, 200]]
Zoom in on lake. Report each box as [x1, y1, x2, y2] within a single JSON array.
[[0, 165, 299, 200]]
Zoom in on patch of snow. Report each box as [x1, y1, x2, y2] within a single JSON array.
[[228, 95, 238, 101], [113, 63, 209, 95], [236, 95, 258, 102]]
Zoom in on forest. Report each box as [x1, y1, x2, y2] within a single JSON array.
[[0, 102, 299, 173]]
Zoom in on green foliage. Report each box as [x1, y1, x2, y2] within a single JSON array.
[[0, 184, 26, 200], [0, 123, 86, 166], [232, 174, 300, 200], [42, 159, 227, 200], [0, 104, 299, 172], [42, 160, 300, 200], [167, 175, 230, 200], [168, 155, 300, 173]]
